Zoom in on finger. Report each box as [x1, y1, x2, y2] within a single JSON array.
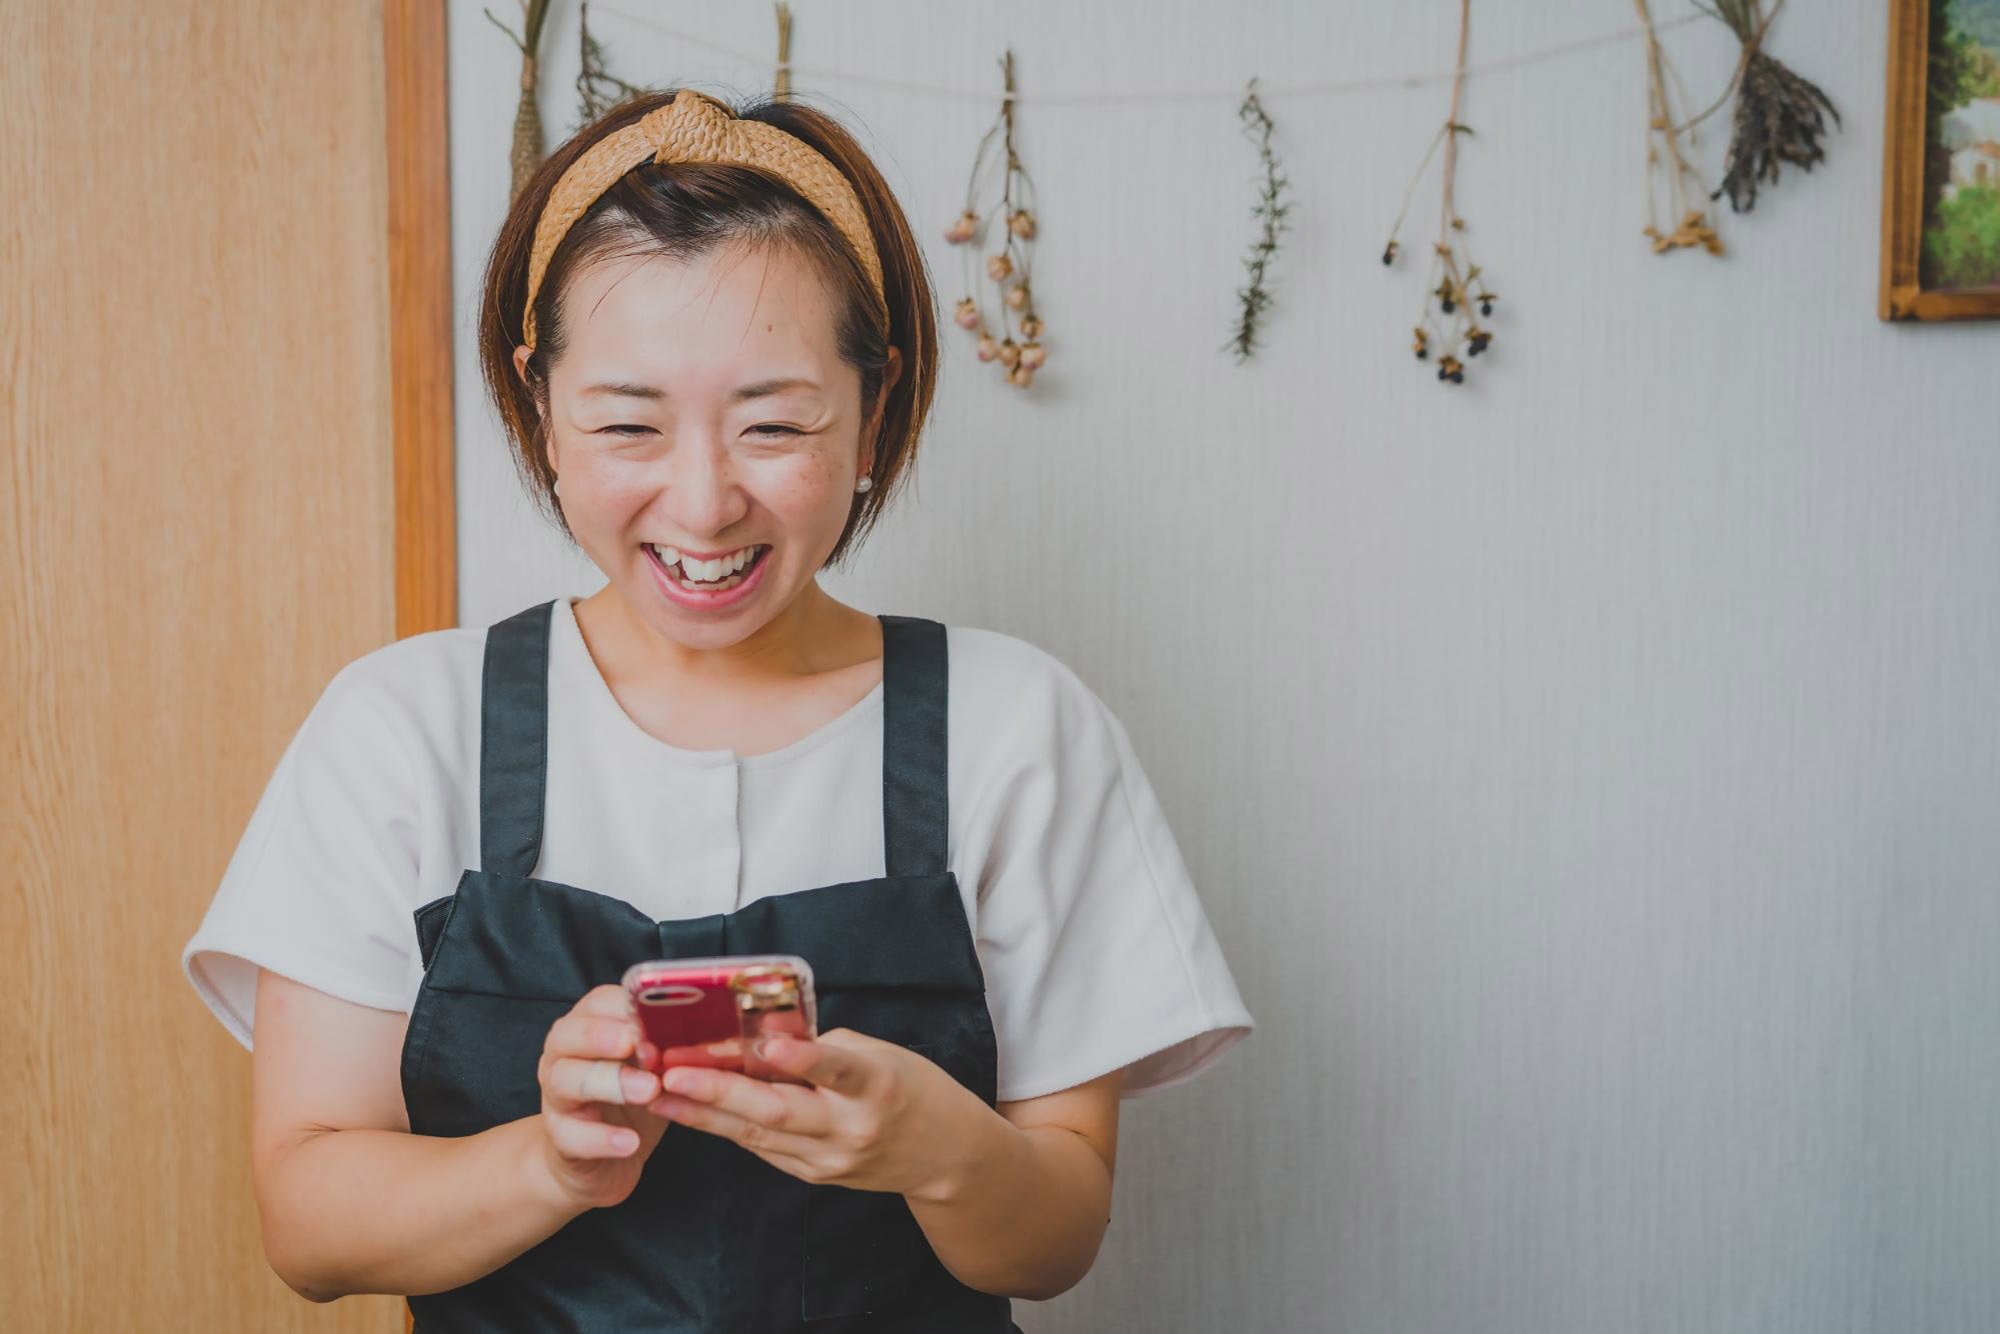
[[757, 1032, 877, 1097], [544, 1106, 643, 1159], [576, 983, 638, 1018], [545, 1010, 640, 1063], [650, 1092, 825, 1165], [657, 1065, 832, 1137], [545, 1055, 659, 1110]]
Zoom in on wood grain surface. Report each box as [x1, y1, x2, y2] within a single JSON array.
[[6, 0, 406, 1326]]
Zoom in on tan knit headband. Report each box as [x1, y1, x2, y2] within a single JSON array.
[[522, 89, 888, 350]]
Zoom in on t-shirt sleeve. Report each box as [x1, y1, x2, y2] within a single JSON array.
[[180, 656, 423, 1050], [961, 649, 1255, 1102]]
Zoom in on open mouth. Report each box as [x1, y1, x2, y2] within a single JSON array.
[[645, 543, 770, 595]]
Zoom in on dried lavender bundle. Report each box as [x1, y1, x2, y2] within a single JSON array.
[[1706, 0, 1840, 213]]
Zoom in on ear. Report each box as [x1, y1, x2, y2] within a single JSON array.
[[865, 345, 903, 444], [513, 344, 558, 475]]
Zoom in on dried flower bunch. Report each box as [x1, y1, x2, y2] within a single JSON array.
[[485, 0, 555, 202], [576, 0, 649, 124], [1635, 0, 1724, 256], [1705, 0, 1839, 213], [1227, 78, 1293, 363], [1380, 0, 1499, 386], [943, 51, 1047, 389]]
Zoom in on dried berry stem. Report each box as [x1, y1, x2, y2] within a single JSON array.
[[1438, 0, 1471, 254], [1380, 0, 1499, 386]]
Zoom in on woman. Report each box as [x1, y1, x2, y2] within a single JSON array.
[[181, 88, 1253, 1331]]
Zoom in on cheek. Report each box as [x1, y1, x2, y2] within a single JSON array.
[[758, 453, 855, 523], [566, 468, 654, 524]]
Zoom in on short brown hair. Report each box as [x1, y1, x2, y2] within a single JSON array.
[[476, 89, 939, 569]]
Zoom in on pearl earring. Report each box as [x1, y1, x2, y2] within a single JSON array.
[[854, 477, 872, 493]]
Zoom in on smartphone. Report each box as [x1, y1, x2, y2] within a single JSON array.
[[621, 954, 818, 1083]]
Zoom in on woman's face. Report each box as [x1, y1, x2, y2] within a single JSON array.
[[515, 241, 894, 654]]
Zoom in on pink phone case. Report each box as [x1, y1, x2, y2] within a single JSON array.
[[622, 955, 818, 1083]]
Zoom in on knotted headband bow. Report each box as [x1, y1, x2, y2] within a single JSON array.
[[521, 88, 888, 350]]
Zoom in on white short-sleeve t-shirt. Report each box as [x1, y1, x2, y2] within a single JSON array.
[[180, 595, 1254, 1101]]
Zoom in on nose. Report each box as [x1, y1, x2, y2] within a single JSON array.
[[652, 431, 749, 540]]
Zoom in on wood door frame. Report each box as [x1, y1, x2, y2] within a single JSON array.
[[386, 0, 458, 637], [384, 7, 454, 1328]]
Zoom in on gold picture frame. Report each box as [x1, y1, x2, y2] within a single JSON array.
[[1881, 0, 2000, 319]]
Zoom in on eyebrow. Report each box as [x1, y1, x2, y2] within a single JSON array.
[[580, 377, 821, 403]]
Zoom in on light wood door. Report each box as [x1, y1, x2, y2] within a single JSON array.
[[5, 1, 414, 1326]]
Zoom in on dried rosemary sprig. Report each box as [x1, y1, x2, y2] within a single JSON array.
[[1380, 0, 1500, 387], [1227, 79, 1292, 363], [1703, 0, 1839, 213], [576, 0, 649, 124]]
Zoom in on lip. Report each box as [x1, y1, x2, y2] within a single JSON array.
[[645, 542, 772, 611]]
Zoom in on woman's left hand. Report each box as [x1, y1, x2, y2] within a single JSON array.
[[645, 1029, 996, 1201]]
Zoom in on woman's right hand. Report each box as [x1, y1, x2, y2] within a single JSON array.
[[534, 984, 669, 1211]]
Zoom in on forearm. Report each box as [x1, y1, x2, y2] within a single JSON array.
[[259, 1114, 584, 1301], [905, 1108, 1113, 1301]]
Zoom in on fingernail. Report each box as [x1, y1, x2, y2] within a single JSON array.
[[621, 1068, 657, 1102]]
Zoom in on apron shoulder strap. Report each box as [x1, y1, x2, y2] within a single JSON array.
[[878, 615, 949, 879], [478, 599, 555, 879]]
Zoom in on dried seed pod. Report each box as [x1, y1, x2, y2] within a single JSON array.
[[997, 338, 1021, 369], [944, 210, 979, 244], [986, 253, 1014, 282], [1006, 362, 1036, 389], [1019, 314, 1044, 339], [976, 334, 999, 362], [1004, 281, 1030, 311], [953, 297, 981, 331], [1008, 208, 1037, 239], [1018, 340, 1046, 370]]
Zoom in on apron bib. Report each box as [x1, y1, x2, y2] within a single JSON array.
[[399, 600, 1019, 1332]]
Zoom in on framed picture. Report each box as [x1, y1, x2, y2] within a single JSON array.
[[1881, 0, 2000, 319]]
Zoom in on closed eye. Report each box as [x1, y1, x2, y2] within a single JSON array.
[[595, 423, 801, 438]]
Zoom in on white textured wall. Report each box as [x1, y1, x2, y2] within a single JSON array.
[[448, 2, 2000, 1330]]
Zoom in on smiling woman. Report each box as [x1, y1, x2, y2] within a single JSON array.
[[479, 89, 933, 577], [180, 84, 1252, 1334]]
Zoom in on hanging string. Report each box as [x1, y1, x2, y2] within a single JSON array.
[[772, 2, 794, 101], [589, 1, 1705, 106]]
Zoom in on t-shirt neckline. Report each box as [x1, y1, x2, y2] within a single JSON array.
[[550, 595, 885, 770]]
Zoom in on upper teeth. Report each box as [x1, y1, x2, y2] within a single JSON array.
[[651, 544, 760, 580]]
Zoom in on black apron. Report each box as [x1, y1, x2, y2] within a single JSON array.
[[399, 599, 1021, 1333]]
